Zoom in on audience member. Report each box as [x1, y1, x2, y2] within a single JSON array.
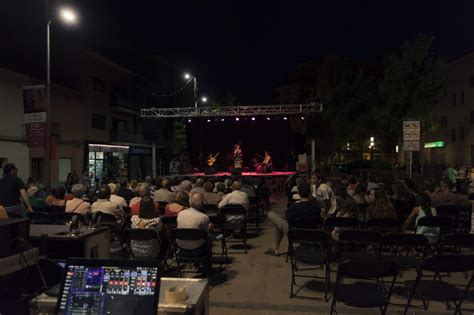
[[130, 183, 159, 216], [91, 185, 124, 222], [265, 181, 321, 256], [203, 182, 222, 205], [403, 192, 439, 244], [28, 186, 48, 211], [65, 184, 91, 214], [47, 186, 67, 207], [347, 177, 358, 196], [130, 196, 162, 258], [367, 189, 397, 220], [170, 177, 181, 192], [130, 179, 139, 192], [431, 178, 472, 208], [352, 182, 370, 205], [177, 192, 211, 250], [391, 180, 417, 211], [154, 178, 175, 203], [311, 173, 337, 217], [331, 198, 360, 241], [116, 179, 136, 204], [190, 178, 206, 194], [367, 174, 378, 191], [241, 177, 256, 198], [0, 205, 8, 218], [215, 182, 226, 197], [145, 176, 156, 195], [0, 163, 33, 217], [218, 180, 249, 210], [108, 183, 127, 209], [165, 191, 190, 217], [332, 179, 350, 210]]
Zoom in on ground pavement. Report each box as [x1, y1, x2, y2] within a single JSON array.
[[202, 194, 474, 315]]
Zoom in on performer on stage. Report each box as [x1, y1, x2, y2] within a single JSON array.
[[233, 144, 243, 168], [262, 150, 273, 173]]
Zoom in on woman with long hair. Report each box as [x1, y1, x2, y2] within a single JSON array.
[[331, 198, 360, 241], [367, 189, 397, 220], [391, 180, 416, 210], [403, 192, 439, 243], [130, 196, 161, 258], [353, 182, 370, 205]]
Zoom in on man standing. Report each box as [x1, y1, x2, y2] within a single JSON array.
[[0, 163, 33, 218]]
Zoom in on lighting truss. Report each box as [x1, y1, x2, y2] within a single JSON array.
[[140, 103, 322, 119]]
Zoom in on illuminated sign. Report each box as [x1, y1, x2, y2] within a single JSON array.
[[424, 141, 445, 148]]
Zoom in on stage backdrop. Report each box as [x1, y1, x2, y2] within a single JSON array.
[[185, 118, 305, 171]]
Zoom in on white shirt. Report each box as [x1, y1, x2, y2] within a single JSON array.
[[177, 208, 210, 250], [110, 194, 127, 209], [313, 183, 337, 214], [153, 188, 175, 203], [218, 190, 249, 210]]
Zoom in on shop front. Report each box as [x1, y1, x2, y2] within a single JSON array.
[[87, 144, 129, 185]]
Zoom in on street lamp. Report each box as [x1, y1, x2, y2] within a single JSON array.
[[369, 136, 375, 160], [183, 72, 198, 108], [184, 73, 191, 80], [201, 96, 207, 103], [44, 3, 78, 189]]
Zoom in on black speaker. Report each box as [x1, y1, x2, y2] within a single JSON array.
[[204, 167, 216, 175], [230, 168, 242, 176]]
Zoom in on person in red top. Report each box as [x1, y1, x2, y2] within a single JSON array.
[[130, 183, 159, 215], [165, 191, 189, 217]]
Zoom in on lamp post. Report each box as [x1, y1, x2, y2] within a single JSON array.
[[369, 137, 375, 160], [184, 73, 198, 108], [45, 2, 77, 189]]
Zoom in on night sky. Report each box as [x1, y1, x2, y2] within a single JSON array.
[[1, 0, 474, 103]]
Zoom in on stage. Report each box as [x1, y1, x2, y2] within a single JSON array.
[[184, 171, 296, 193], [186, 171, 296, 177]]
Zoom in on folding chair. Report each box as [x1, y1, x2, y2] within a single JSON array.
[[203, 204, 219, 216], [52, 212, 86, 225], [171, 228, 213, 279], [366, 218, 401, 233], [338, 230, 381, 262], [324, 216, 360, 232], [437, 205, 472, 233], [288, 229, 331, 300], [220, 205, 248, 253], [94, 211, 127, 254], [209, 215, 229, 265], [440, 233, 474, 255], [285, 216, 324, 262], [330, 260, 400, 314], [248, 196, 261, 231], [161, 216, 178, 264], [415, 216, 452, 245], [404, 254, 474, 315], [379, 233, 428, 272], [127, 228, 161, 259]]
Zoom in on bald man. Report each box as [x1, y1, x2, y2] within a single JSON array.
[[154, 178, 175, 203], [177, 192, 211, 250]]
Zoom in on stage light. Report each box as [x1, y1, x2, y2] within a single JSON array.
[[235, 117, 240, 121], [300, 116, 305, 120], [283, 117, 287, 120], [251, 117, 256, 121], [184, 73, 191, 80]]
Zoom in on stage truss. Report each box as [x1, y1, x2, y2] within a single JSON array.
[[141, 103, 322, 118]]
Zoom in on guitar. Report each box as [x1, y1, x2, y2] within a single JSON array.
[[207, 153, 219, 166]]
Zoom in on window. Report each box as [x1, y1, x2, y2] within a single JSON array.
[[440, 116, 448, 128], [91, 113, 106, 130], [461, 90, 465, 104], [452, 94, 456, 107], [451, 128, 456, 142], [460, 127, 465, 141], [92, 77, 106, 93]]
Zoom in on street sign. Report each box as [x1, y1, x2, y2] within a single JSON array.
[[403, 119, 420, 141], [424, 141, 445, 148], [404, 140, 420, 151]]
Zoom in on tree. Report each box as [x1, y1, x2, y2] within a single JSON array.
[[377, 34, 445, 140]]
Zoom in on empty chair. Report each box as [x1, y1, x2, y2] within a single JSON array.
[[330, 260, 399, 314], [220, 205, 248, 254], [209, 215, 229, 265], [440, 233, 474, 254], [338, 230, 381, 261], [287, 229, 331, 300], [404, 254, 474, 315], [436, 205, 472, 233], [379, 233, 428, 271], [171, 228, 213, 279]]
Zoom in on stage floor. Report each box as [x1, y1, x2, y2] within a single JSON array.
[[186, 171, 296, 177]]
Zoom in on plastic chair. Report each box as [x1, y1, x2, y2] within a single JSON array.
[[288, 229, 331, 300], [404, 254, 474, 315], [330, 260, 400, 314]]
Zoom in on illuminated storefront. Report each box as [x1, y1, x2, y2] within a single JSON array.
[[87, 144, 129, 184]]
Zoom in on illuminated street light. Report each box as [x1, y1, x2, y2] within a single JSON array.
[[184, 73, 191, 80], [59, 8, 77, 24], [201, 96, 207, 103]]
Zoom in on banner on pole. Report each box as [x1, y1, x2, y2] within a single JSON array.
[[22, 85, 46, 147]]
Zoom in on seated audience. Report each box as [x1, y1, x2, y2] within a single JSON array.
[[332, 179, 350, 211], [347, 176, 358, 196], [65, 184, 91, 214], [367, 189, 397, 220], [170, 177, 181, 192], [391, 180, 417, 210], [91, 185, 124, 222], [403, 192, 439, 244], [108, 183, 127, 209], [352, 182, 370, 205], [145, 176, 156, 195], [130, 179, 139, 192], [177, 192, 211, 250], [241, 177, 256, 198], [190, 178, 206, 194], [165, 191, 190, 217], [203, 182, 222, 205], [367, 174, 379, 191], [154, 178, 175, 203], [28, 186, 48, 211], [130, 183, 159, 216], [331, 198, 360, 241], [265, 181, 321, 256], [116, 179, 136, 204], [130, 196, 162, 258], [218, 180, 249, 210], [47, 186, 67, 207], [215, 182, 226, 197], [311, 173, 337, 217], [430, 178, 472, 208]]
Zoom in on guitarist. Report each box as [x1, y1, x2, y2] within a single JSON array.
[[207, 153, 219, 167]]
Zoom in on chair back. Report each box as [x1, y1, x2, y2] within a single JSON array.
[[339, 230, 381, 245], [287, 228, 330, 243], [422, 254, 474, 273], [292, 216, 323, 229], [162, 216, 177, 226], [172, 228, 208, 242], [209, 215, 225, 228], [380, 232, 428, 248], [436, 205, 472, 233], [442, 233, 474, 250], [338, 260, 400, 279], [416, 216, 452, 235], [325, 217, 359, 230], [220, 204, 247, 216], [127, 228, 159, 241], [203, 204, 219, 215], [48, 205, 66, 214], [366, 218, 401, 233]]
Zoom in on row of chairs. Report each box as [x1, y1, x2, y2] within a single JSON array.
[[287, 228, 474, 314]]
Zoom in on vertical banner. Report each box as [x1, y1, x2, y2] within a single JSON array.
[[22, 85, 47, 147]]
